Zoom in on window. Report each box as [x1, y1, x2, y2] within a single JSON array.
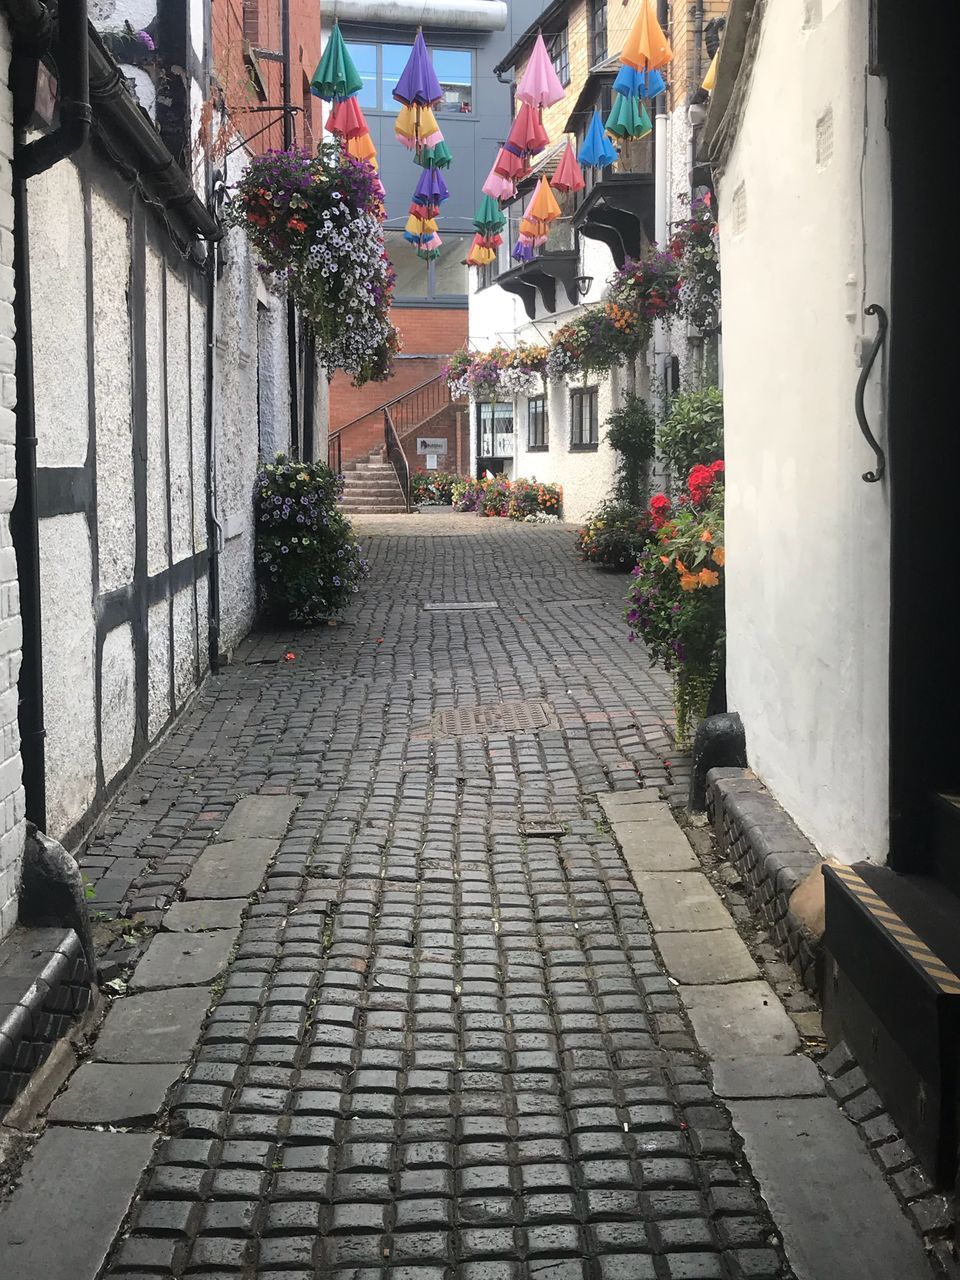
[[550, 27, 570, 86], [527, 396, 548, 449], [385, 232, 469, 303], [343, 39, 473, 114], [590, 0, 608, 64], [478, 402, 514, 458], [570, 388, 599, 447]]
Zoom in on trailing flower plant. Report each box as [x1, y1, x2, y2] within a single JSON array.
[[255, 456, 369, 624], [225, 143, 400, 386], [411, 469, 459, 504], [451, 475, 562, 520], [625, 459, 726, 746], [445, 343, 550, 399], [670, 194, 721, 333], [576, 500, 655, 572]]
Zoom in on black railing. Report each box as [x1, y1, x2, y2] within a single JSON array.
[[328, 431, 342, 475], [391, 375, 452, 437], [384, 408, 412, 512]]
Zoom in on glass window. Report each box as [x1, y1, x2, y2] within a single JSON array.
[[382, 42, 414, 99], [387, 231, 468, 303], [434, 48, 473, 113], [433, 235, 470, 296], [385, 231, 430, 299], [550, 28, 570, 87], [478, 402, 514, 458], [591, 0, 608, 63], [351, 42, 378, 110], [528, 396, 548, 449], [571, 388, 599, 447]]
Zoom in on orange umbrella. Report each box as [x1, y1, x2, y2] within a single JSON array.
[[621, 0, 673, 71], [527, 175, 561, 224]]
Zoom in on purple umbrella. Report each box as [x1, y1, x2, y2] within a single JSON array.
[[413, 166, 450, 205], [393, 31, 442, 106]]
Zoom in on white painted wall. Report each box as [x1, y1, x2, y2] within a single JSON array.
[[714, 0, 891, 863], [0, 14, 26, 941]]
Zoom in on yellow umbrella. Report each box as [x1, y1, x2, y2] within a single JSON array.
[[621, 0, 673, 71], [702, 51, 718, 92]]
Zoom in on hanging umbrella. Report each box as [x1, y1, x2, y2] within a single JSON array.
[[405, 166, 450, 260], [516, 31, 566, 111], [493, 145, 530, 183], [578, 109, 617, 169], [467, 195, 506, 268], [483, 166, 517, 201], [613, 64, 666, 99], [392, 30, 443, 106], [514, 176, 561, 262], [621, 0, 673, 71], [467, 241, 498, 267], [346, 133, 378, 164], [606, 93, 652, 140], [551, 139, 586, 194], [326, 96, 370, 140], [311, 23, 364, 100], [702, 51, 718, 92], [506, 102, 551, 157]]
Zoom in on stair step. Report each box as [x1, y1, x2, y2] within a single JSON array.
[[823, 863, 960, 1184]]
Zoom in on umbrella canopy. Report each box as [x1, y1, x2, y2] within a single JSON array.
[[527, 175, 562, 223], [702, 51, 718, 92], [506, 103, 551, 158], [605, 93, 652, 140], [483, 168, 517, 201], [346, 133, 378, 165], [516, 32, 566, 110], [467, 239, 498, 267], [326, 96, 370, 141], [514, 176, 561, 262], [413, 167, 450, 208], [621, 0, 673, 71], [493, 145, 530, 182], [578, 109, 617, 169], [551, 139, 585, 194], [311, 24, 363, 100], [473, 194, 506, 236], [612, 64, 666, 99], [393, 30, 442, 106]]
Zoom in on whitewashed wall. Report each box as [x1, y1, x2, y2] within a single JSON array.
[[715, 0, 892, 863], [0, 14, 26, 941]]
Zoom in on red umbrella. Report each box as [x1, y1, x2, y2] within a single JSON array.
[[326, 96, 370, 141], [493, 146, 530, 182], [506, 102, 550, 157], [551, 139, 586, 194]]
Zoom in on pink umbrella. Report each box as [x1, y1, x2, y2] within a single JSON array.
[[483, 168, 516, 201], [551, 139, 586, 194], [516, 32, 566, 111]]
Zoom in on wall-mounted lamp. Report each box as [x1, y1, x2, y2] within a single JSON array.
[[576, 274, 594, 297], [687, 100, 708, 127]]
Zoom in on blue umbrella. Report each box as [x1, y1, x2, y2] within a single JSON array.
[[613, 64, 666, 99], [578, 109, 617, 169]]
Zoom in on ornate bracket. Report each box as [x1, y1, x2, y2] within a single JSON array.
[[855, 303, 888, 483]]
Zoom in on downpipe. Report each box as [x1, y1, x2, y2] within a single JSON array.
[[653, 0, 670, 417]]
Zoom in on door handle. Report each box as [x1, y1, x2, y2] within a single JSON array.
[[855, 303, 888, 483]]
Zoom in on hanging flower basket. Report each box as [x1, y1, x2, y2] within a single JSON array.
[[225, 142, 401, 387]]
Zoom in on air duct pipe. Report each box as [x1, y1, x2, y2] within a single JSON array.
[[330, 0, 507, 30]]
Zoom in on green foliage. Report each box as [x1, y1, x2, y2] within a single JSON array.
[[576, 500, 655, 572], [255, 455, 369, 625], [605, 394, 657, 504], [659, 387, 724, 481], [412, 470, 459, 504]]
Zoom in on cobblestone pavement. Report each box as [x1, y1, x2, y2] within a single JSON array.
[[81, 515, 790, 1279]]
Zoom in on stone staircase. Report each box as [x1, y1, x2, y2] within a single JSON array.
[[339, 448, 407, 515]]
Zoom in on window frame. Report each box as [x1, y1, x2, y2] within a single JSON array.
[[527, 395, 548, 451], [385, 230, 469, 307], [590, 0, 608, 64], [570, 387, 599, 449], [550, 26, 571, 87], [347, 40, 476, 116]]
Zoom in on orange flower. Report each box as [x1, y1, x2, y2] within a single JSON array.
[[659, 555, 670, 565], [712, 546, 726, 566], [700, 529, 713, 542], [675, 559, 688, 575], [679, 573, 700, 592], [698, 568, 720, 587]]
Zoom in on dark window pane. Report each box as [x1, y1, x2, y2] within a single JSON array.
[[433, 235, 470, 297], [434, 48, 473, 113], [550, 28, 570, 86], [528, 395, 548, 448], [350, 42, 378, 110], [591, 0, 608, 63]]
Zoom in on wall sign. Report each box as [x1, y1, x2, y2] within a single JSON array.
[[417, 437, 448, 454]]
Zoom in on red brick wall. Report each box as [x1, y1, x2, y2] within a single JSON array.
[[210, 0, 321, 157], [328, 306, 468, 465], [402, 405, 469, 480]]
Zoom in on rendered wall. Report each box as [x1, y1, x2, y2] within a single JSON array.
[[714, 0, 892, 863]]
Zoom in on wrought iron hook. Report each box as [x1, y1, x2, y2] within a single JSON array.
[[855, 303, 888, 483]]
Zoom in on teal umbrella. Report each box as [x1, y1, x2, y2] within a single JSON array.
[[605, 93, 652, 140], [311, 24, 363, 101], [473, 194, 506, 236]]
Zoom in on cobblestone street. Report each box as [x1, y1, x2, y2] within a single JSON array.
[[0, 516, 931, 1279]]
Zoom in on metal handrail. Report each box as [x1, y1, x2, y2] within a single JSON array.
[[384, 408, 412, 513], [333, 370, 451, 438]]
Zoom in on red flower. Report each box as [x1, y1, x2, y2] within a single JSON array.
[[649, 493, 672, 530]]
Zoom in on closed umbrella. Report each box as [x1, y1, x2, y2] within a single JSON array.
[[702, 51, 718, 92], [514, 176, 561, 262], [467, 195, 506, 267], [392, 30, 442, 105], [311, 23, 364, 99], [551, 139, 586, 194], [578, 109, 617, 169], [507, 102, 551, 157], [605, 93, 652, 140], [621, 0, 673, 71], [613, 64, 666, 99], [516, 32, 566, 112]]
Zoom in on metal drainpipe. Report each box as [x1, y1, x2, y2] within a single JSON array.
[[281, 0, 300, 459], [653, 0, 670, 413], [10, 0, 91, 831]]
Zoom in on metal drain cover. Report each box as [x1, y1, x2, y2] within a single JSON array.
[[424, 601, 499, 612], [429, 699, 557, 738]]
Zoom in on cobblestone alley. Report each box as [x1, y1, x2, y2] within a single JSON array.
[[0, 516, 933, 1280]]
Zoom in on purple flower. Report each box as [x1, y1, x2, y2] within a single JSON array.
[[135, 30, 156, 51]]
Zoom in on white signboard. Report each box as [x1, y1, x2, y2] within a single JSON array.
[[417, 437, 448, 455]]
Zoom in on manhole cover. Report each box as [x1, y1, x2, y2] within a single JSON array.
[[423, 601, 499, 612], [428, 699, 557, 739]]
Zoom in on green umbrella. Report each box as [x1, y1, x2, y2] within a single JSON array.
[[311, 24, 363, 102], [416, 139, 453, 171], [605, 92, 652, 140], [473, 194, 506, 236]]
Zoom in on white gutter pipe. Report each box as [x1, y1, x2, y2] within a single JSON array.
[[331, 0, 507, 29]]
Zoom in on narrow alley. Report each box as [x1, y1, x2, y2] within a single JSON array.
[[0, 517, 932, 1280]]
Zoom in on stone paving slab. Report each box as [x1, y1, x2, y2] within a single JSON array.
[[617, 822, 700, 872], [656, 930, 760, 984], [729, 1097, 932, 1278], [93, 987, 213, 1063], [128, 929, 237, 991], [180, 838, 278, 900], [47, 1061, 182, 1125], [636, 872, 735, 932], [161, 899, 248, 932], [215, 795, 299, 841], [0, 1128, 155, 1280], [712, 1055, 827, 1100], [681, 982, 801, 1058]]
